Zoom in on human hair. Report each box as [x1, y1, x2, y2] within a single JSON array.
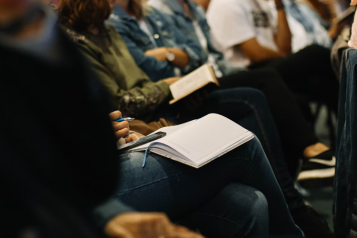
[[128, 0, 150, 20], [58, 0, 111, 32]]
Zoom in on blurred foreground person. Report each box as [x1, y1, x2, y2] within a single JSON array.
[[0, 1, 200, 237], [0, 0, 304, 238]]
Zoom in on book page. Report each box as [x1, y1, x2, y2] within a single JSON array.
[[170, 64, 216, 102], [155, 114, 249, 163]]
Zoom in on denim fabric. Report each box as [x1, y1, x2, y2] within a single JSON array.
[[153, 87, 306, 211], [334, 48, 357, 238], [283, 0, 332, 48], [117, 137, 303, 238], [148, 0, 242, 76], [106, 4, 205, 82]]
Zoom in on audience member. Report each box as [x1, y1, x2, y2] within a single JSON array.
[[303, 0, 336, 24], [207, 0, 339, 115], [111, 0, 336, 183], [1, 0, 307, 237], [58, 0, 335, 237], [283, 0, 334, 47]]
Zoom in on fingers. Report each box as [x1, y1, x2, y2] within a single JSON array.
[[113, 121, 130, 138], [125, 133, 140, 143], [105, 224, 135, 238], [172, 225, 206, 238], [115, 128, 129, 139], [109, 111, 123, 120], [113, 121, 129, 131]]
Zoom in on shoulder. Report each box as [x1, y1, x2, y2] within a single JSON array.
[[107, 13, 131, 33], [148, 0, 173, 15], [63, 27, 86, 43]]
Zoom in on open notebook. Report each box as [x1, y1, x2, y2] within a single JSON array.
[[129, 114, 254, 168]]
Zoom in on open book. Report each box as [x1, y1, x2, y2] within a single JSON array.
[[169, 64, 219, 104], [129, 114, 254, 168]]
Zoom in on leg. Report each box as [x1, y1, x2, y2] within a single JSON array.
[[178, 184, 269, 238], [218, 68, 319, 159], [192, 88, 306, 209], [116, 138, 303, 237], [250, 45, 339, 112]]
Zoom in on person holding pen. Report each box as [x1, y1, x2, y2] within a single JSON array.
[[0, 1, 304, 237]]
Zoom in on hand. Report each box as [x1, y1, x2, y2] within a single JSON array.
[[145, 48, 169, 62], [163, 77, 182, 85], [105, 212, 205, 238], [109, 111, 130, 139], [125, 132, 145, 143]]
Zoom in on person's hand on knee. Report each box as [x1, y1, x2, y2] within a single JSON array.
[[105, 212, 205, 238]]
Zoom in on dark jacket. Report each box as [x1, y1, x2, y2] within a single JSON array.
[[0, 28, 131, 238], [334, 48, 357, 238]]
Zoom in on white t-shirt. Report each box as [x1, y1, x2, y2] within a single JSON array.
[[207, 0, 279, 67]]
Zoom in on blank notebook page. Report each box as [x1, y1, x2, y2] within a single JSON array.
[[155, 114, 248, 163]]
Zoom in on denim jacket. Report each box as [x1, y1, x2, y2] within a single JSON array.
[[334, 48, 357, 238], [148, 0, 242, 76], [106, 4, 205, 82]]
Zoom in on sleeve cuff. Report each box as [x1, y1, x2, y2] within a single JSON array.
[[179, 45, 202, 73], [156, 80, 171, 98], [93, 198, 134, 229]]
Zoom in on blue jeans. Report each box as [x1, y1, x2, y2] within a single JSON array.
[[158, 88, 305, 211], [334, 49, 357, 238], [117, 138, 303, 238]]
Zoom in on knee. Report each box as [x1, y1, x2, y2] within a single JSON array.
[[238, 87, 268, 106], [225, 184, 269, 236]]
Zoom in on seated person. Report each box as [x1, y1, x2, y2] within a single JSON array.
[[207, 0, 339, 114], [1, 1, 303, 237], [283, 0, 341, 46], [147, 0, 335, 170], [58, 0, 334, 237], [109, 0, 336, 194]]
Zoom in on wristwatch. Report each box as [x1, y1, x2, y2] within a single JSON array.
[[166, 50, 175, 62]]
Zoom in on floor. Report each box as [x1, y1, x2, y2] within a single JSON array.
[[300, 105, 336, 230]]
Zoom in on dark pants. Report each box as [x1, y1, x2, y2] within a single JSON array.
[[249, 44, 339, 112], [117, 138, 303, 238], [156, 87, 306, 212], [219, 68, 318, 174]]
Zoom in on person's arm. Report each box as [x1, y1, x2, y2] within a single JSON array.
[[105, 212, 205, 238], [207, 0, 283, 63], [77, 44, 171, 117], [106, 19, 177, 81], [162, 12, 206, 73], [240, 38, 284, 63], [144, 47, 189, 68], [274, 0, 292, 55]]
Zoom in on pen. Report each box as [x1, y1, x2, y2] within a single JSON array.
[[116, 117, 135, 122]]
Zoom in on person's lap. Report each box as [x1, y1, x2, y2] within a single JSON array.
[[116, 137, 303, 237], [154, 87, 306, 210]]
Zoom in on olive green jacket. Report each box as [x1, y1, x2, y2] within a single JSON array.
[[65, 26, 171, 117]]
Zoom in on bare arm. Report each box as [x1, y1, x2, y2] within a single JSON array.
[[240, 38, 284, 63], [274, 0, 292, 55], [144, 47, 189, 68]]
